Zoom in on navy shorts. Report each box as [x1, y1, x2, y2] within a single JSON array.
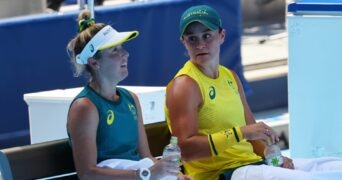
[[219, 160, 266, 180]]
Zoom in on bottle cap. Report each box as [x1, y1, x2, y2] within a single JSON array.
[[170, 136, 178, 144]]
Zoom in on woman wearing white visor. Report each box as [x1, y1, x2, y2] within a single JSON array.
[[66, 10, 190, 180]]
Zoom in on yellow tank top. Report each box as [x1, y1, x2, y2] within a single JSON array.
[[165, 61, 262, 180]]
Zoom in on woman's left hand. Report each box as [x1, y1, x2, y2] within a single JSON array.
[[282, 156, 294, 169]]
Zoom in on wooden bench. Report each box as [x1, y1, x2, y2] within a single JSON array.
[[0, 122, 171, 180]]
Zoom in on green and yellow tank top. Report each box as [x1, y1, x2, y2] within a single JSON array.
[[165, 61, 262, 180]]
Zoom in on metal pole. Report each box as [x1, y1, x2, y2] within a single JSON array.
[[88, 0, 95, 19], [78, 0, 85, 10]]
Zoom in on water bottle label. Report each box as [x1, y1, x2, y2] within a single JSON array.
[[164, 152, 181, 166], [266, 155, 283, 166]]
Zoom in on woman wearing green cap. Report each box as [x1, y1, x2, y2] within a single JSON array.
[[165, 4, 342, 180], [66, 10, 191, 180], [165, 5, 281, 180]]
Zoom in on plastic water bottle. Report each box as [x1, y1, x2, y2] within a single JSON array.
[[264, 141, 284, 167], [161, 136, 181, 180]]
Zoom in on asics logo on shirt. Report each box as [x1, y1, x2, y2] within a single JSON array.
[[209, 86, 216, 100], [106, 110, 115, 125]]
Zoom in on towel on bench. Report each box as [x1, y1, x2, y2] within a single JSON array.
[[97, 157, 154, 170]]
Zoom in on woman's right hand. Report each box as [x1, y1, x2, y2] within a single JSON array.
[[149, 155, 180, 180], [240, 122, 279, 144]]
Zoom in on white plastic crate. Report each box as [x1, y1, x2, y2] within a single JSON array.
[[24, 86, 166, 144]]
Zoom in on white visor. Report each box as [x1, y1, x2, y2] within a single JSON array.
[[76, 25, 139, 64]]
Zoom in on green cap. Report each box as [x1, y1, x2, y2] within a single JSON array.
[[180, 5, 222, 36]]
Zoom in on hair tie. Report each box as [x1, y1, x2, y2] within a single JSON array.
[[77, 18, 95, 32]]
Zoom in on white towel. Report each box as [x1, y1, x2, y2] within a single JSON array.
[[232, 157, 342, 180], [97, 157, 154, 170]]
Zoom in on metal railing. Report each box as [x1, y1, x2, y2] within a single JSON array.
[[76, 0, 144, 18], [78, 0, 94, 18]]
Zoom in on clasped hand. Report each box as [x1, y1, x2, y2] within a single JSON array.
[[240, 122, 279, 144], [240, 122, 295, 170]]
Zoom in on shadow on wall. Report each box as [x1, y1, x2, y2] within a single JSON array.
[[242, 0, 286, 27]]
